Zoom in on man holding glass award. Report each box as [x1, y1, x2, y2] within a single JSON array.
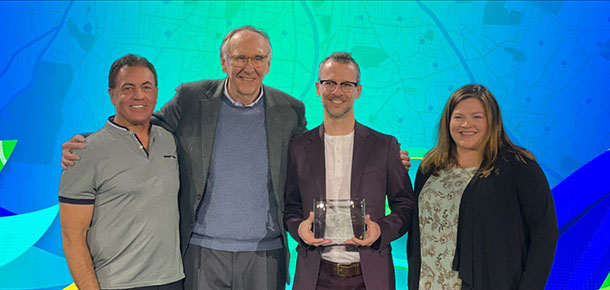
[[284, 52, 415, 290]]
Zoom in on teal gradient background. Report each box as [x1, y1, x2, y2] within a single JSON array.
[[1, 1, 609, 289]]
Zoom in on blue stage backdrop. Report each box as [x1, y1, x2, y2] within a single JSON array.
[[1, 1, 609, 289]]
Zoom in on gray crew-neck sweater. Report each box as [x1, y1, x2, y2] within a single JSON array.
[[190, 95, 282, 251]]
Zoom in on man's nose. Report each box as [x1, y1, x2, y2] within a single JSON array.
[[243, 58, 256, 70], [133, 87, 144, 99], [330, 84, 344, 95]]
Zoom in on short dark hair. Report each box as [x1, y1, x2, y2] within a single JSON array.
[[318, 52, 361, 83], [220, 25, 272, 59], [108, 54, 157, 89]]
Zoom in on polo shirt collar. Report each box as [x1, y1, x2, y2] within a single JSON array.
[[106, 116, 152, 135], [107, 116, 129, 132]]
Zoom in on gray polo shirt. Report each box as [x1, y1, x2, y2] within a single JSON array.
[[59, 118, 184, 289]]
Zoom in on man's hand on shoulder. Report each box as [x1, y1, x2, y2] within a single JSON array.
[[61, 135, 86, 169], [399, 147, 411, 171]]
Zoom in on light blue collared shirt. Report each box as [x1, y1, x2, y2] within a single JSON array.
[[223, 78, 264, 107]]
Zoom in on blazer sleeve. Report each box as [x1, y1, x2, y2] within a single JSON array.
[[152, 84, 184, 134], [292, 101, 308, 137], [375, 137, 416, 248], [283, 141, 307, 246], [515, 158, 559, 289]]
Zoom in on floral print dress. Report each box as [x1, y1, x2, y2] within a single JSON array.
[[418, 167, 477, 290]]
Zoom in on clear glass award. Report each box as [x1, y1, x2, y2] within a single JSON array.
[[313, 198, 366, 245]]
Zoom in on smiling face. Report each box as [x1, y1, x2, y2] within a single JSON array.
[[108, 65, 157, 129], [220, 30, 271, 104], [316, 60, 361, 120], [450, 97, 488, 155]]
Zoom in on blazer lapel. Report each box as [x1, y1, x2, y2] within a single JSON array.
[[265, 90, 289, 204], [199, 84, 223, 188], [305, 126, 326, 201], [350, 122, 373, 201]]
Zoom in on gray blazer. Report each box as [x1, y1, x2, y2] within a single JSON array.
[[152, 79, 307, 262]]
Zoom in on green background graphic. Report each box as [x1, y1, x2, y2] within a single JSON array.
[[1, 1, 609, 289], [0, 140, 17, 172]]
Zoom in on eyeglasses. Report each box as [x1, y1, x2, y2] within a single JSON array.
[[227, 54, 269, 68], [319, 80, 359, 93]]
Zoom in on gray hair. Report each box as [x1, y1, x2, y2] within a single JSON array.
[[220, 25, 272, 59]]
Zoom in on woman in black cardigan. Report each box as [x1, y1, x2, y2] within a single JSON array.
[[407, 84, 558, 290]]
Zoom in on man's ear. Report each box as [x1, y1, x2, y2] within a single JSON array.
[[220, 53, 228, 73], [108, 88, 116, 106]]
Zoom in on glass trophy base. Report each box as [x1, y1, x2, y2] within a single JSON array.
[[313, 198, 366, 245]]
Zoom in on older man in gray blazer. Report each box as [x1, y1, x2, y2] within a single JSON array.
[[153, 26, 307, 290]]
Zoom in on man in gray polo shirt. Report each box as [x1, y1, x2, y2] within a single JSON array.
[[59, 54, 183, 290]]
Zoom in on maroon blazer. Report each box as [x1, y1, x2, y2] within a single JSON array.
[[284, 122, 415, 290]]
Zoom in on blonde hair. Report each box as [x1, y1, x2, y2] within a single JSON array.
[[421, 84, 533, 177]]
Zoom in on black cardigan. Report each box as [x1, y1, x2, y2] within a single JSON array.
[[407, 152, 559, 290]]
